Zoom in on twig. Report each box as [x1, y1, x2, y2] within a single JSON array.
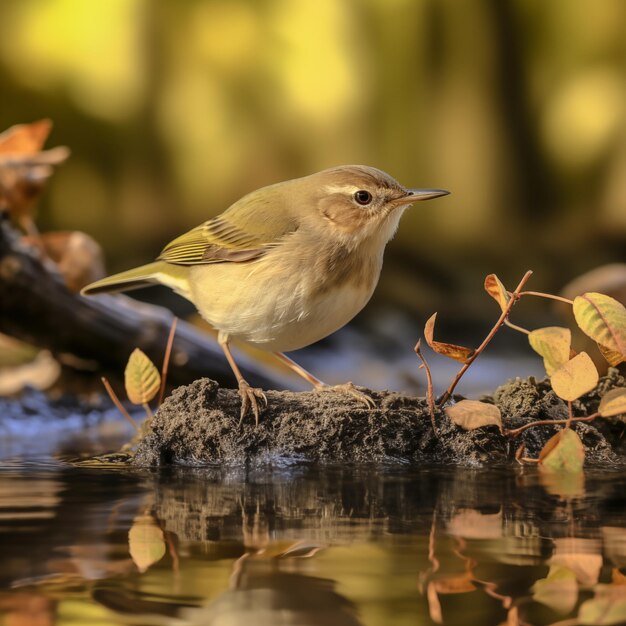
[[101, 376, 138, 431], [505, 412, 599, 438], [566, 400, 573, 428], [504, 319, 530, 335], [518, 291, 574, 305], [438, 270, 534, 406], [158, 317, 178, 407], [415, 339, 438, 435]]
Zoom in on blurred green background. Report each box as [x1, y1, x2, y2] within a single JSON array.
[[1, 0, 626, 321]]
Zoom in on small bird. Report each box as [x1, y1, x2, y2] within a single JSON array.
[[82, 165, 448, 423]]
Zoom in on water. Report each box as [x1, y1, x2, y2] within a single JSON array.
[[1, 461, 626, 626]]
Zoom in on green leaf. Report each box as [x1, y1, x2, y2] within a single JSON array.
[[528, 327, 572, 376], [445, 400, 502, 431], [539, 429, 585, 473], [532, 565, 578, 614], [573, 293, 626, 361], [124, 348, 161, 405], [599, 388, 626, 419], [484, 274, 510, 312], [550, 352, 599, 402], [424, 313, 474, 363]]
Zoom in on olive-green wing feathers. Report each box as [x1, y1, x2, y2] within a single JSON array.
[[158, 192, 299, 266]]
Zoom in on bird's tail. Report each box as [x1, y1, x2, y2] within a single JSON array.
[[81, 261, 191, 298]]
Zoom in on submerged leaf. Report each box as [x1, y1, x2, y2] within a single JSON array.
[[445, 400, 502, 431], [550, 352, 599, 401], [528, 327, 572, 376], [125, 349, 161, 405], [573, 293, 626, 361], [599, 388, 626, 419], [539, 429, 585, 473], [424, 313, 474, 363], [484, 274, 510, 311], [128, 514, 166, 573]]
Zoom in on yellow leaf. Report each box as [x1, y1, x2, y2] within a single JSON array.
[[573, 293, 626, 361], [532, 565, 578, 614], [445, 400, 502, 431], [528, 327, 572, 376], [124, 348, 161, 405], [598, 342, 626, 366], [539, 429, 585, 473], [484, 274, 510, 311], [424, 313, 474, 363], [550, 352, 599, 401], [128, 514, 166, 573], [599, 388, 626, 418]]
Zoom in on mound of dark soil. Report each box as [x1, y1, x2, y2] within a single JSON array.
[[131, 370, 626, 467]]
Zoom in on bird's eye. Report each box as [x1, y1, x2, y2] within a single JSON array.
[[354, 190, 373, 205]]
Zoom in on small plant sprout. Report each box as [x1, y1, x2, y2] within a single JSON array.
[[101, 317, 178, 427], [417, 271, 626, 467]]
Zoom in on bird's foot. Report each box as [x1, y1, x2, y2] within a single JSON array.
[[237, 380, 267, 426], [315, 382, 376, 409]]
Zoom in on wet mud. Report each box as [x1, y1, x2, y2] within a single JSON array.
[[131, 369, 626, 467]]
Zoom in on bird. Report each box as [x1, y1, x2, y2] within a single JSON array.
[[82, 165, 449, 424]]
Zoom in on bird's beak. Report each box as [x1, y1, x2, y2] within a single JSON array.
[[394, 188, 450, 206]]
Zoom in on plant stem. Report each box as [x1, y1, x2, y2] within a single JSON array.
[[158, 317, 178, 407], [566, 400, 573, 428], [518, 291, 574, 305], [438, 270, 534, 406], [505, 412, 599, 438], [414, 340, 438, 435], [504, 319, 530, 335], [101, 376, 138, 431]]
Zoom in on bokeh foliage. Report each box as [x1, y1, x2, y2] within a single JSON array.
[[1, 0, 625, 315]]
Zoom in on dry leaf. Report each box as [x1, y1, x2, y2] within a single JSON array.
[[528, 327, 572, 376], [128, 514, 166, 573], [598, 343, 626, 367], [124, 349, 161, 405], [445, 400, 502, 431], [424, 313, 474, 363], [532, 565, 578, 614], [539, 429, 585, 473], [550, 352, 599, 401], [573, 293, 626, 361], [484, 274, 510, 311], [23, 231, 106, 293], [599, 388, 626, 419], [0, 119, 69, 232]]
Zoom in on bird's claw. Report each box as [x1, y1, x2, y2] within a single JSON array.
[[237, 380, 267, 426], [315, 382, 376, 409]]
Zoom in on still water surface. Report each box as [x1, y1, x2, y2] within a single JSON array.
[[1, 461, 626, 626]]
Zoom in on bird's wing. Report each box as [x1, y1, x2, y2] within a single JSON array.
[[157, 196, 299, 266]]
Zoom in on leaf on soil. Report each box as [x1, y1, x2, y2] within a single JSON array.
[[528, 327, 572, 376], [532, 565, 578, 614], [539, 429, 585, 473], [424, 313, 474, 363], [124, 349, 161, 405], [445, 400, 502, 431], [23, 231, 106, 293], [484, 274, 510, 311], [599, 388, 626, 419], [550, 352, 599, 401], [573, 293, 626, 362], [128, 514, 166, 573], [0, 119, 70, 231]]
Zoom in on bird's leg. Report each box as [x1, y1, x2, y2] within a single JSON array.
[[218, 332, 267, 426], [273, 352, 375, 409]]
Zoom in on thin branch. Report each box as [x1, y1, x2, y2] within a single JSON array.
[[438, 270, 534, 406], [505, 412, 600, 438], [566, 400, 573, 428], [101, 376, 138, 431], [504, 319, 530, 335], [518, 291, 574, 305], [158, 317, 178, 407], [415, 339, 438, 435]]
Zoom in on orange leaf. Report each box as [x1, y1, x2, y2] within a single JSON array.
[[0, 119, 52, 155], [550, 352, 599, 402], [424, 313, 474, 363], [484, 274, 510, 312]]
